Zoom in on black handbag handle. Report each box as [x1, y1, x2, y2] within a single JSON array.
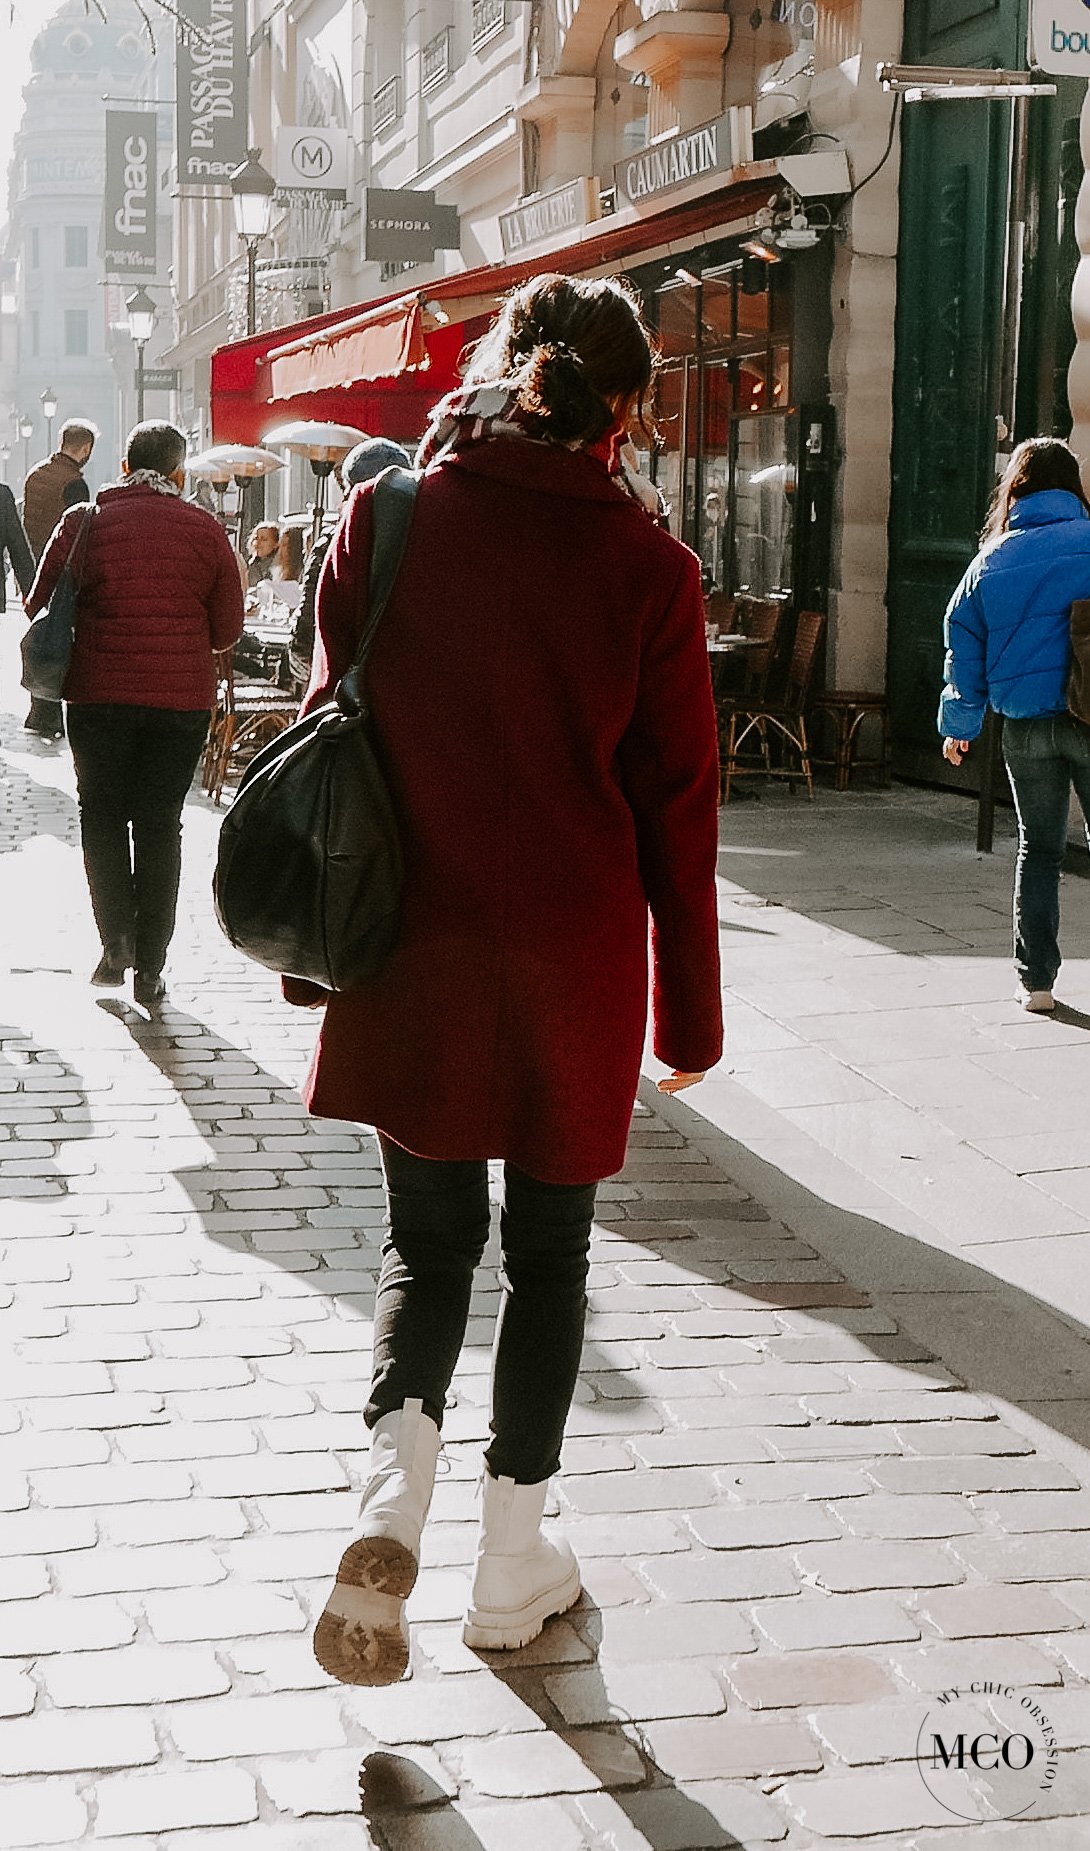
[[336, 466, 418, 717]]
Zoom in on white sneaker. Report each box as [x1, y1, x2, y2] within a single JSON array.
[[313, 1397, 440, 1685], [1021, 990, 1055, 1014], [463, 1471, 581, 1651]]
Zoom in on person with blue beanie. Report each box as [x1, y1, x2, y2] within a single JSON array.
[[939, 437, 1090, 1012], [288, 438, 411, 688]]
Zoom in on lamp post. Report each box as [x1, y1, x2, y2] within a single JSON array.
[[230, 148, 276, 338], [0, 445, 10, 485], [19, 416, 33, 478], [126, 286, 157, 423], [39, 387, 57, 454]]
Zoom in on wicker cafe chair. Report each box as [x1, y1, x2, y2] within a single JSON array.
[[711, 596, 788, 760], [719, 608, 827, 803], [204, 650, 298, 807]]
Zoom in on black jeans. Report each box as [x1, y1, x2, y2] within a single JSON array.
[[367, 1136, 596, 1485], [67, 704, 209, 977]]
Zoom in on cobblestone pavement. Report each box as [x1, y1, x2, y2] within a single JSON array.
[[2, 620, 1090, 1848]]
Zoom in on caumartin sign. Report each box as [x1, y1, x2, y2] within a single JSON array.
[[1032, 0, 1090, 72], [615, 111, 751, 210]]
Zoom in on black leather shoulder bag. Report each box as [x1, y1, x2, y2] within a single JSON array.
[[213, 466, 418, 990]]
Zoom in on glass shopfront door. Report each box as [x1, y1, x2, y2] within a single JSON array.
[[649, 261, 794, 600]]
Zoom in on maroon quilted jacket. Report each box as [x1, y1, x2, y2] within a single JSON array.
[[26, 481, 244, 709]]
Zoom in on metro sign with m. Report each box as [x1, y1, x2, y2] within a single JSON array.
[[273, 125, 350, 202]]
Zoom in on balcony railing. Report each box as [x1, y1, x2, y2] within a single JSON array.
[[471, 0, 506, 51], [373, 74, 402, 134], [422, 27, 452, 93]]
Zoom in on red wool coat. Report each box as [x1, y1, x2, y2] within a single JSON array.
[[26, 485, 244, 710], [295, 438, 723, 1184]]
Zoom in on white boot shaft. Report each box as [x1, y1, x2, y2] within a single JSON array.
[[463, 1471, 580, 1651], [358, 1397, 441, 1556]]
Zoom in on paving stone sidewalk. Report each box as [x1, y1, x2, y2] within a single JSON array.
[[2, 621, 1090, 1848]]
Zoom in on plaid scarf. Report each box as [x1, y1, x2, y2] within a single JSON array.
[[415, 381, 664, 522], [117, 468, 181, 497]]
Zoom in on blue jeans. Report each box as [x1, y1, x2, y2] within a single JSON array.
[[366, 1137, 596, 1485], [1003, 713, 1090, 993]]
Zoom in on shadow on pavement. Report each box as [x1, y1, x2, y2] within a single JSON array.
[[652, 1079, 1090, 1472], [106, 998, 1090, 1479], [0, 1021, 91, 1201]]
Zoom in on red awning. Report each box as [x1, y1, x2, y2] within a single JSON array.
[[211, 172, 775, 448], [266, 295, 430, 400]]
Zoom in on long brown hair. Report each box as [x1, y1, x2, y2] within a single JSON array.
[[463, 272, 658, 449], [982, 437, 1090, 544]]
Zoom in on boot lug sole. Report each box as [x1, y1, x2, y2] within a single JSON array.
[[313, 1533, 418, 1686], [462, 1567, 581, 1652]]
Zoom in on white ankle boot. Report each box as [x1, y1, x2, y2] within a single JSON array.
[[313, 1397, 440, 1685], [463, 1471, 581, 1650]]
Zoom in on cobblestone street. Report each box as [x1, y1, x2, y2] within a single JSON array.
[[4, 614, 1090, 1849]]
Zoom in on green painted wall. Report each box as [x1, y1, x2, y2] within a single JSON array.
[[887, 0, 1084, 779]]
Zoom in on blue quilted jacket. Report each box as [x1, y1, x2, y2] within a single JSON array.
[[937, 489, 1090, 741]]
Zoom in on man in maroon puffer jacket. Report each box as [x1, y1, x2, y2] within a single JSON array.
[[26, 421, 244, 1006]]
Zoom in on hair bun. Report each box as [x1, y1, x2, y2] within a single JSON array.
[[517, 341, 611, 445]]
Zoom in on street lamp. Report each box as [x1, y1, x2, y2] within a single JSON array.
[[39, 387, 57, 454], [19, 415, 33, 478], [126, 286, 157, 422], [230, 148, 276, 337]]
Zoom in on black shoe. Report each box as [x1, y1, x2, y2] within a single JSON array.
[[133, 972, 166, 1009], [91, 949, 132, 987]]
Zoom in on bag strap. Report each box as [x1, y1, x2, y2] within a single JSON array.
[[336, 466, 418, 716], [68, 502, 96, 589]]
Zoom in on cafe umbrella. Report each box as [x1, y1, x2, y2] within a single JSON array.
[[262, 420, 370, 548], [186, 443, 286, 537]]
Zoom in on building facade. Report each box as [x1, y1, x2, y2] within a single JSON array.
[[2, 0, 172, 494], [185, 0, 907, 697]]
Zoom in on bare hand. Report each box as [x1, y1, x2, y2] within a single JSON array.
[[657, 1070, 707, 1094], [943, 738, 969, 766]]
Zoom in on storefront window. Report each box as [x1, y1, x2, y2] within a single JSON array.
[[642, 255, 793, 595]]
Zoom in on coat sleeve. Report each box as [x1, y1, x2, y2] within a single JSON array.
[[23, 505, 84, 619], [206, 522, 246, 652], [300, 485, 370, 716], [1, 488, 34, 598], [617, 549, 724, 1074], [938, 561, 988, 740]]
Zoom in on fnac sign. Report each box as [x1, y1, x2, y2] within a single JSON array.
[[1032, 0, 1090, 71]]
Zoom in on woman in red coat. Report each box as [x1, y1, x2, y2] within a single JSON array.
[[301, 274, 723, 1686]]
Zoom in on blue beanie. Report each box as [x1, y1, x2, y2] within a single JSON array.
[[342, 438, 411, 485]]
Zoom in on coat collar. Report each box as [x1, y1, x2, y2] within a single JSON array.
[[434, 435, 636, 505], [1008, 489, 1090, 529]]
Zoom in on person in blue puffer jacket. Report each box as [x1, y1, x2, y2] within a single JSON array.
[[939, 437, 1090, 1013]]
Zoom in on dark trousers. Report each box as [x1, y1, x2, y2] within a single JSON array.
[[367, 1136, 596, 1485], [67, 704, 209, 977], [1004, 713, 1090, 992]]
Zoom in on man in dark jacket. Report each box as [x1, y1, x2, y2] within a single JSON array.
[[25, 421, 244, 1007], [0, 483, 34, 613], [22, 419, 96, 738]]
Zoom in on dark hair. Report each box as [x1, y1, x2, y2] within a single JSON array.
[[126, 420, 187, 477], [59, 419, 96, 455], [982, 437, 1090, 543], [463, 273, 657, 448]]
